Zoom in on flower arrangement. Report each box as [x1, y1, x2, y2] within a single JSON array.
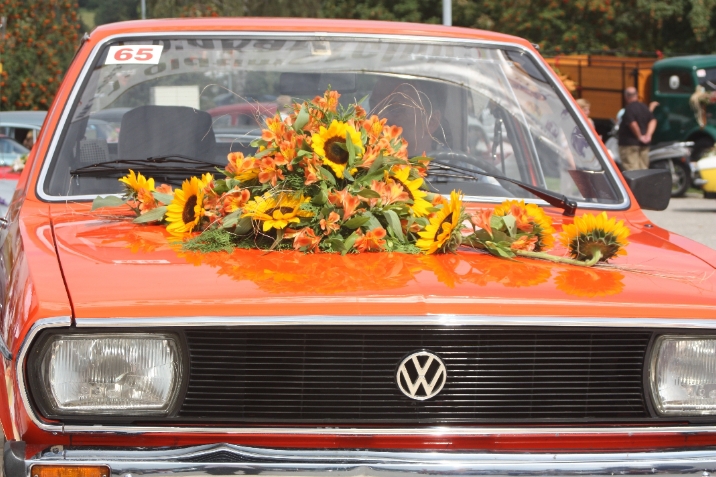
[[93, 88, 629, 267], [464, 202, 630, 267]]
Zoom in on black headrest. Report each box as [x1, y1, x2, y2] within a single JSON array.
[[118, 105, 216, 160]]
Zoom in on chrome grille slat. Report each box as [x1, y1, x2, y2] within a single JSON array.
[[178, 327, 651, 422]]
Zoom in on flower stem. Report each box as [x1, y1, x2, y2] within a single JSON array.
[[515, 249, 602, 267]]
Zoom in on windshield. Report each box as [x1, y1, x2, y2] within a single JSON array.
[[42, 36, 623, 204]]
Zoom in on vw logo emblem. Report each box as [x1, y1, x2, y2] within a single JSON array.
[[396, 351, 447, 400]]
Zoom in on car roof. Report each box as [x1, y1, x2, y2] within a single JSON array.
[[653, 55, 716, 71], [0, 110, 48, 129], [89, 18, 533, 49]]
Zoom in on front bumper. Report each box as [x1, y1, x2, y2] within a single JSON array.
[[9, 442, 716, 477]]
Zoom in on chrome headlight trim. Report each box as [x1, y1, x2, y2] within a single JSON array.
[[28, 331, 184, 418], [650, 335, 716, 416]]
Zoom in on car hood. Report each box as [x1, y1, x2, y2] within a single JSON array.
[[50, 215, 716, 320]]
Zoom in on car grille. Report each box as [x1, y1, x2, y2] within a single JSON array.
[[177, 327, 652, 423]]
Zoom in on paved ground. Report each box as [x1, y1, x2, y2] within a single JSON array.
[[643, 192, 716, 250]]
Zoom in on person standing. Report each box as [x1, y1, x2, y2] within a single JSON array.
[[617, 87, 656, 170]]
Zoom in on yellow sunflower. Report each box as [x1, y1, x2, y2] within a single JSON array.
[[559, 212, 630, 262], [311, 120, 364, 179], [494, 199, 555, 251], [417, 190, 463, 254], [391, 166, 432, 217], [242, 192, 314, 232], [165, 175, 208, 236], [119, 170, 155, 195]]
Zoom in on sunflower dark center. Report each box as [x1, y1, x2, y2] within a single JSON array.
[[182, 195, 198, 224], [324, 137, 349, 164], [395, 179, 414, 200], [434, 213, 453, 241]]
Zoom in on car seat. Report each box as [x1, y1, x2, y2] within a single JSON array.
[[118, 105, 216, 161]]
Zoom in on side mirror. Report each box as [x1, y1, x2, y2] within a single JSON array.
[[622, 169, 671, 211]]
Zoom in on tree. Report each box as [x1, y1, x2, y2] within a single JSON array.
[[94, 0, 140, 25], [0, 0, 81, 110]]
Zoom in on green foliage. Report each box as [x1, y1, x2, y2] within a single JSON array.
[[183, 228, 236, 253], [94, 0, 139, 25], [0, 0, 81, 111]]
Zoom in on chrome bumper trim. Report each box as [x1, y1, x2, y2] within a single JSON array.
[[24, 444, 716, 477], [75, 315, 716, 329]]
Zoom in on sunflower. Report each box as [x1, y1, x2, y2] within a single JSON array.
[[119, 170, 154, 195], [390, 166, 432, 217], [311, 120, 364, 179], [559, 212, 630, 262], [417, 190, 464, 254], [242, 192, 314, 232], [494, 199, 555, 251], [165, 175, 208, 236]]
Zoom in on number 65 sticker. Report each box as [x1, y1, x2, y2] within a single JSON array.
[[106, 45, 164, 65]]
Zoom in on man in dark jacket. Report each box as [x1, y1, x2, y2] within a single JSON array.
[[617, 87, 656, 170]]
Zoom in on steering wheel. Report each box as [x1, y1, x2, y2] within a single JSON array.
[[425, 150, 523, 197]]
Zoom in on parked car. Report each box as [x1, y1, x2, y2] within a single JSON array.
[[0, 136, 28, 167], [2, 18, 716, 477], [695, 150, 716, 198], [0, 111, 47, 147]]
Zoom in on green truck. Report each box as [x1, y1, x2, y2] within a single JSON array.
[[651, 55, 716, 158]]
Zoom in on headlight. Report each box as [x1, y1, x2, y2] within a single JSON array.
[[651, 336, 716, 416], [31, 333, 182, 416]]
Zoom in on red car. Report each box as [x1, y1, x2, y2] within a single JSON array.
[[2, 17, 716, 477]]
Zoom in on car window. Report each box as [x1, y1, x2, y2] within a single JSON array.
[[658, 70, 694, 94], [697, 67, 716, 91], [42, 37, 622, 205]]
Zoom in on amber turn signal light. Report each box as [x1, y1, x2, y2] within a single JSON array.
[[31, 465, 110, 477]]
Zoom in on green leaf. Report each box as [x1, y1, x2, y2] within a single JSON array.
[[343, 231, 358, 253], [492, 229, 511, 243], [255, 147, 274, 159], [151, 192, 174, 205], [325, 237, 345, 253], [366, 215, 383, 230], [235, 216, 253, 235], [343, 215, 370, 229], [342, 166, 355, 182], [293, 104, 309, 131], [221, 209, 243, 229], [311, 189, 328, 206], [485, 240, 515, 258], [356, 188, 380, 199], [91, 195, 126, 211], [132, 206, 167, 223], [501, 214, 517, 237], [383, 209, 405, 242], [318, 166, 336, 185], [346, 131, 357, 166], [367, 154, 384, 175]]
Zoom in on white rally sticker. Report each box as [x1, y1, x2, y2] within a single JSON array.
[[105, 45, 163, 65]]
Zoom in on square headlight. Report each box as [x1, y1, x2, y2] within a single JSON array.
[[31, 333, 182, 416], [651, 336, 716, 416]]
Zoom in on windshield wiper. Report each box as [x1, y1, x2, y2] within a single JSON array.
[[70, 155, 220, 177], [428, 160, 578, 216]]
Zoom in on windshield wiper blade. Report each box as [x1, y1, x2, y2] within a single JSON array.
[[70, 155, 219, 176], [428, 161, 578, 216]]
